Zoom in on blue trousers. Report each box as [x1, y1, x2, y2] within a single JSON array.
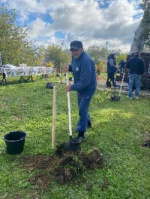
[[107, 72, 116, 87], [128, 74, 141, 98], [76, 88, 96, 132]]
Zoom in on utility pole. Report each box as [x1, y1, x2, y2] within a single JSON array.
[[106, 41, 109, 61], [60, 40, 64, 84], [0, 52, 2, 67]]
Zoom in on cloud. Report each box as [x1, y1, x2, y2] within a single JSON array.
[[0, 0, 144, 52], [48, 0, 143, 51], [9, 0, 46, 14], [1, 0, 8, 2], [28, 18, 54, 39]]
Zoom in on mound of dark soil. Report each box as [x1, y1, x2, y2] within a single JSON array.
[[21, 149, 103, 189], [52, 149, 103, 184]]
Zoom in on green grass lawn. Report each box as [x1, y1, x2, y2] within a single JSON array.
[[0, 77, 150, 199]]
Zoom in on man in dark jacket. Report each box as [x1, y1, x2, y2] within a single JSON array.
[[66, 41, 97, 144], [106, 52, 117, 88], [126, 51, 145, 99]]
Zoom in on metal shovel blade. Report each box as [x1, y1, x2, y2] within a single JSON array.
[[55, 140, 80, 156], [110, 95, 120, 101], [62, 139, 80, 152]]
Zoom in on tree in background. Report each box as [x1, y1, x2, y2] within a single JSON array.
[[86, 45, 108, 74], [86, 46, 106, 63], [45, 45, 71, 72], [116, 53, 128, 66], [96, 61, 106, 74], [0, 5, 37, 66], [141, 0, 150, 51], [35, 47, 46, 66], [86, 46, 128, 73], [130, 0, 150, 53]]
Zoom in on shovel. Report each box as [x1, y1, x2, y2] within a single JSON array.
[[62, 72, 79, 151], [110, 71, 125, 101]]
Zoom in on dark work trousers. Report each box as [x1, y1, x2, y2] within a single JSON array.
[[107, 72, 116, 87], [76, 88, 96, 132]]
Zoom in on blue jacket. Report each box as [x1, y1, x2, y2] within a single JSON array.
[[69, 52, 97, 91], [119, 60, 126, 69], [126, 55, 145, 75], [107, 54, 117, 73]]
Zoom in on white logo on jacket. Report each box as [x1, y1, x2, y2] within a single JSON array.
[[76, 67, 79, 71]]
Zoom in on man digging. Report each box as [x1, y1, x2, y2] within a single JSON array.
[[65, 41, 97, 144]]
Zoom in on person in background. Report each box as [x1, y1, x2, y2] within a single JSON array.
[[126, 51, 145, 99], [106, 51, 117, 88], [118, 60, 126, 73], [65, 41, 97, 144], [148, 62, 150, 76]]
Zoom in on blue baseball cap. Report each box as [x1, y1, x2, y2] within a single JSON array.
[[70, 41, 83, 50]]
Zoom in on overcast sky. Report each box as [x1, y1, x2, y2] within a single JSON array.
[[1, 0, 144, 53]]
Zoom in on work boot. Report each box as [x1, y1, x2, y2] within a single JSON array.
[[71, 136, 86, 144]]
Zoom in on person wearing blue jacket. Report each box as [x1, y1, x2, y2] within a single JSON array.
[[126, 51, 145, 99], [66, 41, 97, 144], [106, 52, 117, 88], [118, 60, 126, 73]]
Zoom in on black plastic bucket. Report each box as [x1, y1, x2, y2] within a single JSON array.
[[4, 131, 26, 154]]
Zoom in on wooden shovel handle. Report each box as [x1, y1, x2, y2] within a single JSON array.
[[66, 72, 72, 137], [119, 72, 125, 96], [52, 86, 56, 148]]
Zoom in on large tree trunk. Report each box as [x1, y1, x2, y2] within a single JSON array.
[[129, 21, 146, 54], [130, 2, 150, 54]]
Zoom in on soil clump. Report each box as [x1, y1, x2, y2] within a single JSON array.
[[21, 148, 103, 189]]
